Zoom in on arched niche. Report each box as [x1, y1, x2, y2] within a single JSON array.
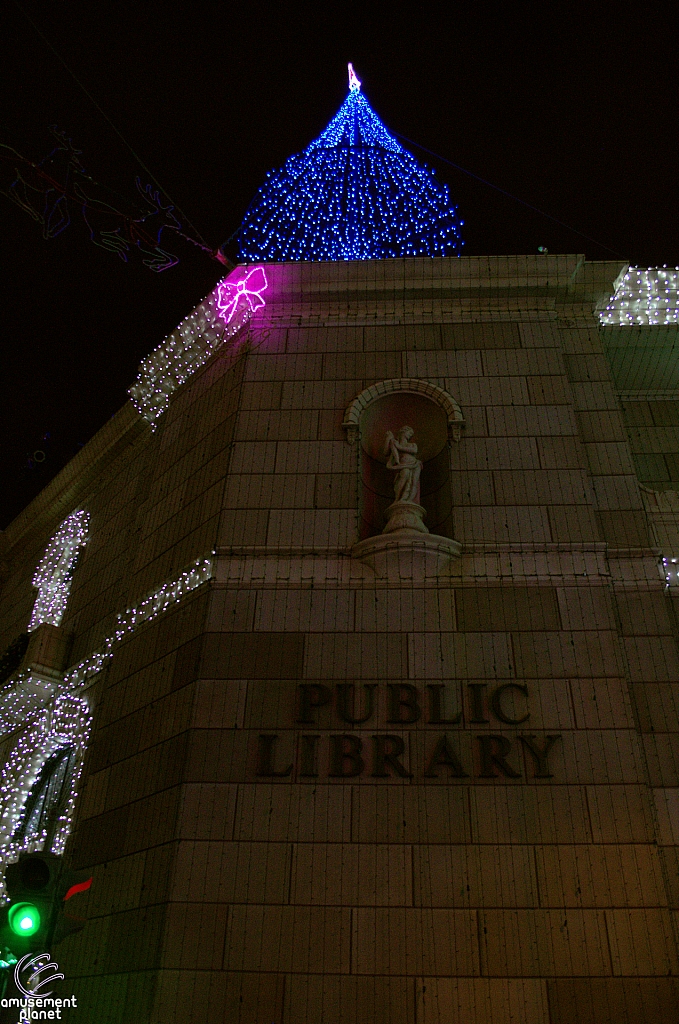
[[343, 380, 465, 541]]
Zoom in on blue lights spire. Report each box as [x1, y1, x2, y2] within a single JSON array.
[[238, 65, 464, 262]]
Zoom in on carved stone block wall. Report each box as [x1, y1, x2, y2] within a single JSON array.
[[2, 256, 678, 1024]]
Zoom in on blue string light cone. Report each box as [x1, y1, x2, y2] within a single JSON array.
[[238, 65, 464, 262]]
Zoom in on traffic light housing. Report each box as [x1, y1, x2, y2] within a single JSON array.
[[1, 853, 92, 952], [2, 853, 58, 952]]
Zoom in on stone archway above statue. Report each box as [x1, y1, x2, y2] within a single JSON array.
[[342, 379, 465, 445]]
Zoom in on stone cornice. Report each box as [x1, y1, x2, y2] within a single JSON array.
[[245, 254, 627, 311]]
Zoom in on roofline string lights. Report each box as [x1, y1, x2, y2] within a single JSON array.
[[238, 64, 464, 263], [129, 265, 268, 426], [600, 267, 679, 326]]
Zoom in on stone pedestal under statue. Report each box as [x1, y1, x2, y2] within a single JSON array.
[[383, 500, 428, 534]]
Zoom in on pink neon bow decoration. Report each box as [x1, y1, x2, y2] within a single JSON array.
[[216, 266, 268, 324]]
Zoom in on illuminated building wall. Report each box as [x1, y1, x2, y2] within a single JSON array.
[[0, 255, 678, 1023]]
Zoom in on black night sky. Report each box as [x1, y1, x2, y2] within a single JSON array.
[[1, 2, 677, 528]]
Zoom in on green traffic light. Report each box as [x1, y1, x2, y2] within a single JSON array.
[[8, 903, 41, 937]]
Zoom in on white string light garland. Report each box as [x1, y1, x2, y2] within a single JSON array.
[[0, 557, 213, 873], [64, 556, 213, 688], [600, 267, 679, 326], [0, 675, 56, 736], [662, 556, 679, 591], [0, 695, 91, 894], [128, 288, 250, 425], [28, 511, 90, 632]]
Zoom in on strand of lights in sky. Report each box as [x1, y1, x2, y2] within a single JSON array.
[[238, 66, 464, 262]]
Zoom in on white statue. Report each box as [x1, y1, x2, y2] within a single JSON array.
[[384, 426, 423, 504]]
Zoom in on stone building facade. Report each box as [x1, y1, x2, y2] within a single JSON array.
[[0, 254, 678, 1022]]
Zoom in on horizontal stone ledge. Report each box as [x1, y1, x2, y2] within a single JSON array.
[[216, 545, 353, 556], [215, 542, 660, 556], [606, 547, 661, 558], [258, 306, 562, 317], [215, 542, 606, 556], [468, 542, 608, 553]]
